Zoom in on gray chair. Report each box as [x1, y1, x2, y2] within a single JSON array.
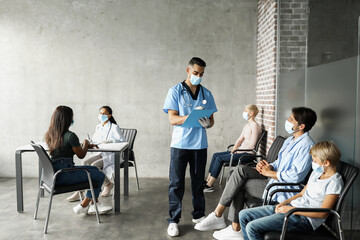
[[120, 128, 139, 190], [31, 142, 100, 234], [242, 135, 286, 208], [219, 129, 267, 184], [263, 161, 359, 240]]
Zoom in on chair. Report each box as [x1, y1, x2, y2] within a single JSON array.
[[119, 128, 139, 190], [219, 129, 267, 184], [263, 161, 359, 240], [31, 142, 101, 234], [242, 135, 286, 208]]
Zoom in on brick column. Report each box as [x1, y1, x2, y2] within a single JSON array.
[[256, 0, 277, 152], [279, 0, 308, 72]]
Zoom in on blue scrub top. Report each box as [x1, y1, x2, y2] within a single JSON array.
[[163, 82, 217, 150]]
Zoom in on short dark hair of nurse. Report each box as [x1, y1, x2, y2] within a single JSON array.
[[187, 57, 206, 79], [189, 57, 206, 67], [292, 107, 317, 133], [45, 105, 73, 155], [99, 105, 117, 125]]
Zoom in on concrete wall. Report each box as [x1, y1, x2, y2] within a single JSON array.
[[0, 0, 257, 178]]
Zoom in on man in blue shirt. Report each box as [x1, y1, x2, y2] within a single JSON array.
[[163, 57, 217, 237], [194, 107, 317, 240]]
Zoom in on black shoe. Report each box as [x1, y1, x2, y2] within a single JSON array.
[[203, 185, 214, 193]]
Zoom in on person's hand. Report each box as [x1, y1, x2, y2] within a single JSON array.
[[198, 117, 211, 128], [259, 161, 273, 176], [89, 144, 99, 149], [275, 204, 294, 213], [256, 160, 266, 173]]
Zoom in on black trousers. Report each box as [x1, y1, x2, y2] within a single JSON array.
[[168, 147, 207, 223]]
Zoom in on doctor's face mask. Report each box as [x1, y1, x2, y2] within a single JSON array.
[[187, 64, 205, 86]]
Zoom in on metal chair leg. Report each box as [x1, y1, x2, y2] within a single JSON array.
[[87, 172, 101, 223], [44, 192, 54, 234], [219, 165, 225, 185], [34, 186, 42, 219], [134, 161, 140, 190]]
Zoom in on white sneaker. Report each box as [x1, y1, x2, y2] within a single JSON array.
[[167, 223, 179, 237], [100, 183, 113, 197], [88, 202, 113, 215], [73, 203, 89, 214], [213, 225, 244, 240], [66, 191, 84, 202], [192, 216, 206, 224], [194, 212, 226, 231]]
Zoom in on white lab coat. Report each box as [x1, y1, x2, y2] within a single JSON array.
[[91, 121, 126, 181]]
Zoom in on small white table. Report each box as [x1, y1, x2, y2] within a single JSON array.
[[15, 142, 129, 214]]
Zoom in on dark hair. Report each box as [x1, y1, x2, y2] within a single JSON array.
[[189, 57, 206, 67], [45, 105, 73, 155], [292, 107, 317, 132], [100, 106, 117, 125]]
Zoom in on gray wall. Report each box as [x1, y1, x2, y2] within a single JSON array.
[[0, 0, 257, 178]]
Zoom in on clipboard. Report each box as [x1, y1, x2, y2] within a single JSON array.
[[182, 109, 216, 128]]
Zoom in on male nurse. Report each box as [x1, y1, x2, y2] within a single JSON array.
[[163, 57, 217, 237]]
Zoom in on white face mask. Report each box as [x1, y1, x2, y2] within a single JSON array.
[[243, 112, 250, 121], [312, 162, 325, 174], [285, 120, 297, 134]]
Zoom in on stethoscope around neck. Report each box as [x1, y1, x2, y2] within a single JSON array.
[[181, 82, 207, 108]]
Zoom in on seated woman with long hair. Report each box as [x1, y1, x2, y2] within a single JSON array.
[[45, 105, 112, 215]]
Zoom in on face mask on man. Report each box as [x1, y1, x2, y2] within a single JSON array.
[[285, 120, 299, 134], [70, 120, 74, 127], [190, 74, 202, 85], [98, 114, 109, 123], [312, 162, 325, 174], [243, 112, 250, 121]]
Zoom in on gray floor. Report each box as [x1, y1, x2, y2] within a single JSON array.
[[1, 177, 228, 240], [2, 177, 360, 240]]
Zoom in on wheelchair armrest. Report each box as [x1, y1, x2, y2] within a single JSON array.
[[263, 182, 305, 205], [232, 149, 256, 154], [280, 208, 340, 240], [265, 182, 305, 191], [265, 188, 303, 205], [227, 144, 234, 150]]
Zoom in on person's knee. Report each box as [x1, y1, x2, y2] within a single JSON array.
[[246, 221, 257, 236], [239, 208, 250, 224]]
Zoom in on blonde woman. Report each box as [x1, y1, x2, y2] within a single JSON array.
[[204, 105, 262, 192]]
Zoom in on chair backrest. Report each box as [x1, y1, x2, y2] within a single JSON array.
[[266, 136, 286, 163], [31, 142, 55, 187], [120, 128, 137, 150], [325, 161, 359, 234], [254, 129, 267, 153]]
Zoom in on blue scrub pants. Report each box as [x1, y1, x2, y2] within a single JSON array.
[[52, 158, 105, 199], [168, 147, 207, 223]]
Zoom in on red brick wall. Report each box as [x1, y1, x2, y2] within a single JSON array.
[[256, 0, 277, 153]]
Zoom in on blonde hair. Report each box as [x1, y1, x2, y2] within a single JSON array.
[[245, 104, 259, 117], [309, 141, 341, 166]]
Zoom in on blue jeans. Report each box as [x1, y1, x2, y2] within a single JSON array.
[[52, 158, 105, 199], [239, 205, 313, 240], [168, 148, 207, 223], [208, 151, 250, 178]]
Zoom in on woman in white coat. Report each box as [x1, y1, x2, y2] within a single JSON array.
[[67, 106, 126, 202]]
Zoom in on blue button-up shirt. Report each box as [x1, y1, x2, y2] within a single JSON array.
[[262, 132, 314, 203], [163, 82, 217, 150]]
